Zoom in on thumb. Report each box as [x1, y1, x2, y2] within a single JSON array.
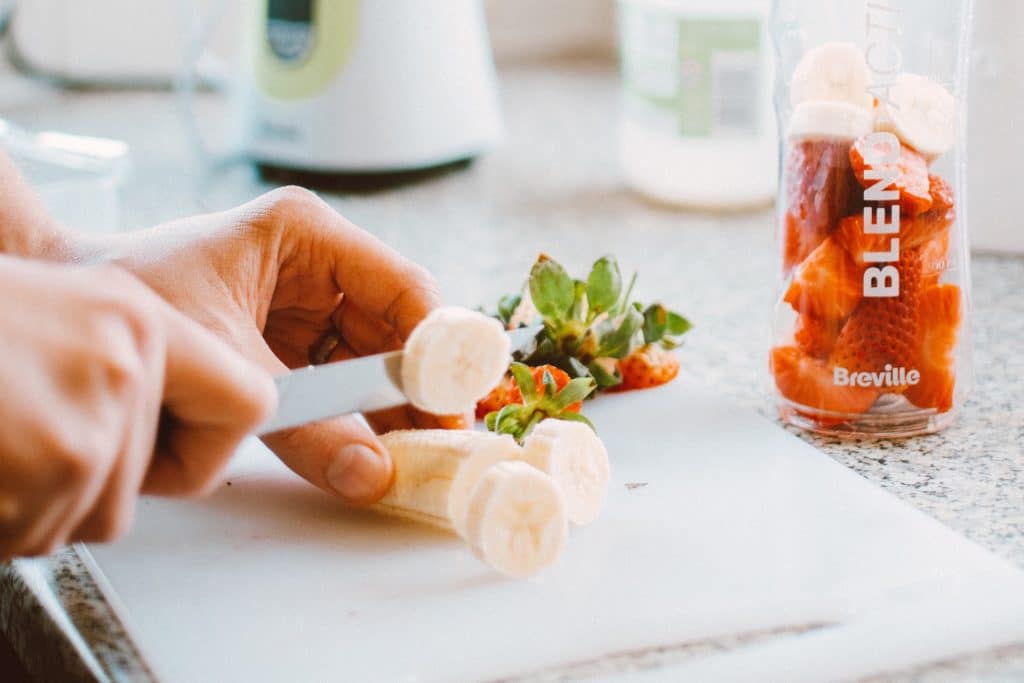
[[245, 330, 394, 505]]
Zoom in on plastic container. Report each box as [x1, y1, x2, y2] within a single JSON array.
[[0, 120, 129, 234], [768, 0, 974, 437], [616, 0, 776, 209]]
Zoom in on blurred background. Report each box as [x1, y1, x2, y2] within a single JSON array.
[[0, 0, 1017, 250]]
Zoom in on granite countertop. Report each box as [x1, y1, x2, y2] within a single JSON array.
[[1, 60, 1023, 682]]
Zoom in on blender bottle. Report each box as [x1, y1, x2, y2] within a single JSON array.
[[768, 0, 974, 437]]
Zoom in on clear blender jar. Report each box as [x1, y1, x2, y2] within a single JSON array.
[[768, 0, 974, 437]]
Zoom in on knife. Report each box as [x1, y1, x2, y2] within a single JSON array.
[[257, 325, 540, 436]]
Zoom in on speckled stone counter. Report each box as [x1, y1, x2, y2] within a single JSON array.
[[1, 61, 1022, 682]]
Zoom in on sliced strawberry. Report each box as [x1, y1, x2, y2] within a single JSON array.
[[928, 174, 955, 214], [849, 136, 932, 217], [905, 284, 962, 412], [507, 364, 581, 412], [771, 345, 878, 415], [618, 344, 680, 390], [793, 313, 843, 359], [835, 206, 952, 268], [475, 374, 515, 419], [919, 228, 951, 288], [784, 236, 862, 321], [829, 246, 927, 391], [782, 140, 861, 272]]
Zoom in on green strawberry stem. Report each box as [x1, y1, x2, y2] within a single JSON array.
[[485, 362, 597, 443]]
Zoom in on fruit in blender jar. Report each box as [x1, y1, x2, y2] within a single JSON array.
[[784, 236, 862, 321], [875, 73, 956, 160], [787, 101, 874, 142], [834, 174, 955, 266], [849, 135, 933, 216], [771, 345, 879, 415], [793, 314, 843, 359], [905, 284, 962, 412], [618, 343, 681, 390], [788, 42, 875, 110], [401, 306, 511, 415], [829, 246, 929, 391], [782, 140, 862, 272]]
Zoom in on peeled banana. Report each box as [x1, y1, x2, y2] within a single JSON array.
[[521, 419, 610, 526], [401, 307, 511, 415], [373, 421, 611, 577]]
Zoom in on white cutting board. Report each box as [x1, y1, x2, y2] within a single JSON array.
[[85, 378, 1024, 682]]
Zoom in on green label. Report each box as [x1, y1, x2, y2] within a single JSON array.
[[254, 0, 360, 101], [622, 11, 762, 138]]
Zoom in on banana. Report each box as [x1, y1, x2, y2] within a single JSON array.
[[875, 73, 956, 159], [375, 429, 522, 532], [787, 101, 874, 141], [790, 42, 873, 110], [521, 419, 610, 526], [463, 461, 569, 578], [401, 306, 511, 415]]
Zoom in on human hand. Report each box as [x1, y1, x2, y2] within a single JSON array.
[[77, 187, 463, 505], [0, 257, 275, 560]]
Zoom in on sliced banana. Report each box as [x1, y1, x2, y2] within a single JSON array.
[[463, 461, 568, 578], [875, 73, 955, 159], [787, 101, 874, 142], [376, 429, 521, 533], [401, 306, 511, 415], [521, 419, 610, 526], [790, 42, 874, 110]]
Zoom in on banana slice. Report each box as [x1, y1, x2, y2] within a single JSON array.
[[521, 419, 610, 526], [787, 101, 874, 142], [401, 307, 511, 415], [376, 429, 521, 532], [790, 42, 873, 110], [875, 73, 955, 159], [463, 461, 568, 578]]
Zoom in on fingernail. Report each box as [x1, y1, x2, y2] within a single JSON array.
[[327, 444, 389, 502]]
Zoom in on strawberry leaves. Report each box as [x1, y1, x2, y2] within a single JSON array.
[[497, 254, 690, 391], [486, 363, 596, 442], [529, 255, 575, 321], [585, 255, 622, 315], [641, 303, 692, 350]]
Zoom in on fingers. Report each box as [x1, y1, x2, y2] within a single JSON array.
[[263, 416, 394, 506], [143, 305, 277, 497], [71, 343, 163, 542], [334, 300, 403, 356], [242, 328, 394, 505], [259, 187, 441, 339]]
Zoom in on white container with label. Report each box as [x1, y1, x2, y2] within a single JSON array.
[[616, 0, 776, 209]]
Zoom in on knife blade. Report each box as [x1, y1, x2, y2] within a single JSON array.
[[257, 325, 540, 436]]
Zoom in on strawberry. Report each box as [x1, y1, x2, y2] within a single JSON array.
[[475, 365, 583, 418], [485, 363, 596, 442], [793, 313, 843, 359], [919, 228, 951, 289], [782, 140, 861, 272], [618, 344, 680, 390], [905, 284, 962, 412], [508, 365, 581, 412], [784, 236, 863, 321], [771, 345, 878, 416], [849, 135, 932, 217], [835, 191, 954, 267], [829, 246, 927, 390], [475, 374, 515, 419]]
